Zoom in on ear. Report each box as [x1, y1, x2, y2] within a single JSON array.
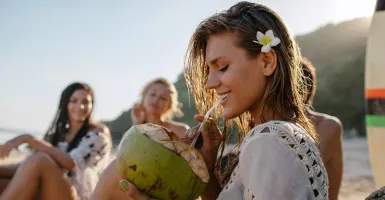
[[261, 49, 277, 76]]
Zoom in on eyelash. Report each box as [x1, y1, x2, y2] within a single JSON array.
[[219, 65, 229, 72]]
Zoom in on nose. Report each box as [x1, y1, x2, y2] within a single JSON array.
[[205, 71, 220, 90], [80, 104, 85, 110], [149, 95, 158, 105]]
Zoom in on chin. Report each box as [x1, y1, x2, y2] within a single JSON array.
[[222, 108, 243, 119], [144, 108, 157, 114], [70, 116, 87, 122]]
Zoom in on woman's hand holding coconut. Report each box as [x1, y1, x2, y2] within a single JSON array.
[[118, 114, 223, 200], [189, 114, 224, 200], [187, 114, 223, 173]]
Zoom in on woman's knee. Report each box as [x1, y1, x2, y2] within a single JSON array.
[[23, 152, 57, 169]]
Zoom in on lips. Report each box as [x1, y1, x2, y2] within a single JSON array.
[[218, 92, 230, 100], [218, 92, 231, 105], [70, 113, 87, 121]]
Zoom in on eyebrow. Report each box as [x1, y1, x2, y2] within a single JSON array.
[[149, 89, 171, 95], [207, 56, 226, 66]]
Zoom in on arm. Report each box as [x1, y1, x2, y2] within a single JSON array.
[[318, 118, 343, 200], [90, 160, 130, 200], [24, 135, 75, 171], [27, 125, 112, 172], [200, 170, 222, 200], [239, 135, 312, 199]]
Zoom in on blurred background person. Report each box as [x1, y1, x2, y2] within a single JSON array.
[[130, 78, 189, 138], [301, 57, 343, 200], [0, 82, 112, 200]]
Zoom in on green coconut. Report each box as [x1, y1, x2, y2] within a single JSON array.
[[116, 124, 208, 200]]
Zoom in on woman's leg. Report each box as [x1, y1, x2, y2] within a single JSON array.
[[0, 179, 10, 195], [0, 164, 19, 194], [0, 152, 79, 200], [91, 159, 133, 200], [0, 164, 19, 178]]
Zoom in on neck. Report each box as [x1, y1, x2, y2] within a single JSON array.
[[68, 120, 84, 135], [146, 114, 163, 125], [249, 104, 283, 125]]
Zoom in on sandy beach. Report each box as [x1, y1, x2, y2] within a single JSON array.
[[0, 138, 377, 199], [339, 139, 375, 200]]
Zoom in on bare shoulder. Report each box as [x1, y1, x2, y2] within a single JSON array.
[[164, 120, 190, 131], [164, 120, 189, 138], [313, 112, 343, 139], [320, 114, 342, 133]]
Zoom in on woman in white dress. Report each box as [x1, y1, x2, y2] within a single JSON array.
[[0, 82, 112, 200], [92, 2, 328, 200]]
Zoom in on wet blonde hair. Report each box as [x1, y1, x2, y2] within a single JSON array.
[[140, 78, 183, 121], [184, 2, 316, 186]]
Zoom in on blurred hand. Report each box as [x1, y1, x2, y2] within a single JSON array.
[[131, 103, 146, 125], [0, 134, 31, 159], [119, 179, 157, 200]]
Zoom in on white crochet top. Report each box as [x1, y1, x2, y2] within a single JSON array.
[[217, 121, 329, 200], [58, 131, 111, 200]]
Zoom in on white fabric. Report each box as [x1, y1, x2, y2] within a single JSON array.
[[58, 131, 112, 200], [217, 121, 329, 200]]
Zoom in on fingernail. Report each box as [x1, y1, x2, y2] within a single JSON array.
[[119, 179, 129, 191], [204, 121, 210, 129]]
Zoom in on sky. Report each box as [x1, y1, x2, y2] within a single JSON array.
[[0, 0, 377, 133]]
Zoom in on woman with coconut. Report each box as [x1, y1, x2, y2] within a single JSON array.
[[0, 82, 112, 200], [130, 78, 189, 138], [92, 2, 328, 200]]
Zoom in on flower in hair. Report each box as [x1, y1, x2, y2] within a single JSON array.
[[253, 30, 281, 53]]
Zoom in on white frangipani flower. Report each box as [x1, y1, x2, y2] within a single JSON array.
[[252, 30, 281, 53]]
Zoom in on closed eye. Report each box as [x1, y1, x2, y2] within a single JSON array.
[[219, 65, 229, 72]]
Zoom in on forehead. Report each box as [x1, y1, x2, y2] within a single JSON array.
[[206, 32, 237, 63], [71, 89, 91, 99], [148, 83, 172, 95]]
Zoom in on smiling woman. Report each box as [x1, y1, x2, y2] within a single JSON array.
[[0, 82, 112, 200], [91, 2, 329, 200], [130, 78, 189, 138]]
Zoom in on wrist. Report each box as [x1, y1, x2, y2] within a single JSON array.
[[201, 173, 221, 200], [204, 153, 218, 173], [20, 134, 33, 143]]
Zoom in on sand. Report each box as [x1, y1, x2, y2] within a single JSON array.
[[339, 138, 375, 200], [0, 138, 377, 199]]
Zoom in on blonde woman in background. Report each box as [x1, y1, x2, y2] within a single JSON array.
[[90, 78, 189, 200], [130, 78, 189, 139]]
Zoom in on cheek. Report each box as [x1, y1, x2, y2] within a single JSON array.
[[220, 70, 237, 89], [86, 103, 93, 113], [67, 103, 75, 113], [239, 62, 266, 93], [225, 64, 267, 108], [161, 101, 171, 110], [143, 95, 152, 104]]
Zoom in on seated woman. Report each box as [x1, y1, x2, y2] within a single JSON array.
[[301, 57, 343, 200], [130, 78, 189, 138], [0, 82, 112, 200], [91, 2, 328, 200]]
